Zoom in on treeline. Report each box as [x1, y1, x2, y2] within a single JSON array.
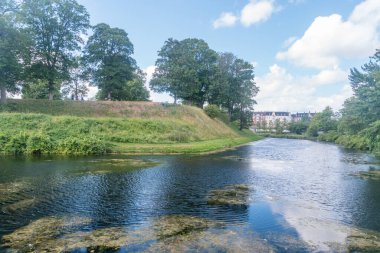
[[270, 51, 379, 155], [0, 0, 149, 102], [1, 0, 259, 130], [150, 39, 258, 129]]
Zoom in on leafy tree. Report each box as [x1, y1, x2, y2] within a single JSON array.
[[96, 69, 149, 101], [0, 0, 25, 104], [275, 119, 284, 134], [22, 80, 61, 99], [83, 23, 137, 100], [288, 120, 309, 135], [150, 38, 218, 107], [338, 50, 380, 134], [20, 0, 90, 100], [62, 57, 88, 100], [307, 107, 337, 137]]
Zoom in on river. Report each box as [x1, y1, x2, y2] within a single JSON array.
[[0, 138, 379, 252]]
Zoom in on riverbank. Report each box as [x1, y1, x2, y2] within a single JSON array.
[[0, 99, 261, 155]]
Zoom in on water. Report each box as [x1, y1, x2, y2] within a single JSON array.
[[1, 138, 380, 252]]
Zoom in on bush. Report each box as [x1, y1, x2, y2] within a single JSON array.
[[26, 134, 54, 155], [4, 133, 29, 155], [204, 105, 221, 119], [58, 137, 109, 155], [318, 131, 339, 142], [335, 135, 369, 150]]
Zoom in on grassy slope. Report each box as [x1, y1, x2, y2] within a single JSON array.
[[0, 99, 260, 154]]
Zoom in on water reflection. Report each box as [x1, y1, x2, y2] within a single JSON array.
[[1, 138, 380, 252]]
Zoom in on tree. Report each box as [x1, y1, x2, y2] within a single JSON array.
[[339, 50, 380, 133], [288, 120, 309, 135], [0, 0, 25, 104], [62, 57, 88, 100], [20, 0, 90, 100], [307, 107, 337, 137], [83, 23, 137, 100], [275, 119, 284, 134], [96, 69, 149, 101], [150, 38, 218, 107]]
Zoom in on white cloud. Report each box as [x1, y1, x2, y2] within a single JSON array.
[[282, 36, 297, 48], [255, 64, 352, 112], [144, 65, 173, 103], [241, 0, 276, 26], [213, 0, 276, 29], [213, 12, 238, 29], [277, 0, 380, 69]]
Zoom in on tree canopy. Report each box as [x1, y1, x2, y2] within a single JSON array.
[[83, 23, 140, 101], [20, 0, 90, 100]]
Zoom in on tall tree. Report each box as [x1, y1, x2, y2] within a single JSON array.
[[150, 38, 218, 108], [0, 0, 25, 104], [62, 57, 88, 100], [83, 23, 137, 100], [20, 0, 90, 100]]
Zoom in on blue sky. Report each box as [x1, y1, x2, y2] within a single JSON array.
[[77, 0, 379, 112]]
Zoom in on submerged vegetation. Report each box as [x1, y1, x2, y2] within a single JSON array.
[[207, 184, 251, 206]]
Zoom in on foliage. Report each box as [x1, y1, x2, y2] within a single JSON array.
[[83, 23, 137, 101], [0, 0, 26, 103], [20, 0, 90, 100], [62, 57, 88, 100], [150, 38, 218, 107], [204, 105, 221, 119], [95, 70, 149, 101], [22, 80, 62, 99], [288, 121, 309, 135], [306, 107, 337, 137]]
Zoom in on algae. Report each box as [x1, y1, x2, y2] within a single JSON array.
[[207, 184, 251, 206], [2, 215, 271, 253], [71, 158, 159, 175], [2, 198, 37, 213], [0, 181, 30, 201], [350, 170, 380, 180]]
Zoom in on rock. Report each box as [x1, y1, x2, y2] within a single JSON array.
[[0, 181, 29, 201], [207, 184, 251, 206]]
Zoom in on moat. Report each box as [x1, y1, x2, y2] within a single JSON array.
[[1, 138, 380, 252]]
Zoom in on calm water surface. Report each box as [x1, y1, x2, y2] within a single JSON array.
[[1, 138, 380, 252]]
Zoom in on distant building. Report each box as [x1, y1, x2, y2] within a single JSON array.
[[252, 111, 316, 131], [252, 111, 291, 130], [291, 112, 316, 122]]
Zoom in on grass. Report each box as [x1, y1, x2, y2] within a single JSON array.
[[0, 99, 261, 155]]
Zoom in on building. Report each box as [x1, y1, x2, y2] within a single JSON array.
[[252, 111, 292, 130], [291, 112, 316, 122], [252, 111, 316, 131]]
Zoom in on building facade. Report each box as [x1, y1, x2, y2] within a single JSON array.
[[252, 111, 316, 131]]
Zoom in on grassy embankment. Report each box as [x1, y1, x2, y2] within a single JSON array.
[[0, 99, 261, 155]]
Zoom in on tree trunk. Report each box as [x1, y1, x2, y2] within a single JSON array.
[[107, 92, 112, 100], [174, 94, 177, 105], [239, 105, 243, 131], [0, 86, 7, 104], [48, 91, 53, 100]]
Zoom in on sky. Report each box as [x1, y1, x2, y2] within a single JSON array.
[[76, 0, 380, 112]]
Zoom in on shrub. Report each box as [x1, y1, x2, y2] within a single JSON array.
[[26, 134, 54, 155], [4, 133, 29, 155], [318, 131, 340, 142], [58, 137, 109, 155], [204, 105, 221, 119]]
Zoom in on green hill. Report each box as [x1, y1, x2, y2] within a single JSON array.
[[0, 99, 260, 155]]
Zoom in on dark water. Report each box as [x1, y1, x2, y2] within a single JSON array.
[[1, 138, 380, 252]]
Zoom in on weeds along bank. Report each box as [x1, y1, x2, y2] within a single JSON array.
[[0, 100, 258, 155]]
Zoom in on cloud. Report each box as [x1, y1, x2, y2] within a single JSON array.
[[213, 0, 276, 29], [143, 65, 173, 103], [277, 0, 380, 69], [241, 0, 276, 27], [255, 64, 352, 112], [213, 12, 238, 28]]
